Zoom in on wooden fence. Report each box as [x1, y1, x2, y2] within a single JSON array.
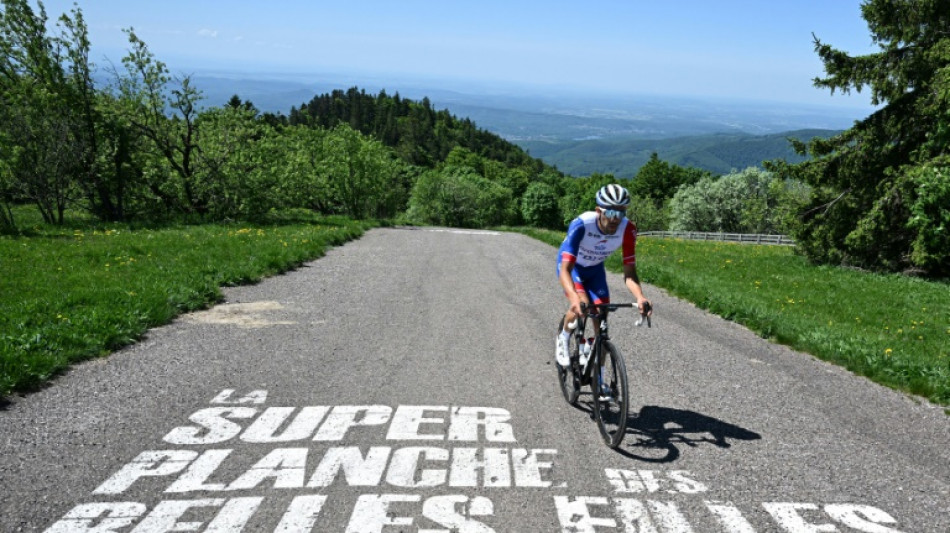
[[638, 231, 795, 246]]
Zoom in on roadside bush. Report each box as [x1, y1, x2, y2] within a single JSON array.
[[629, 195, 669, 231], [521, 182, 561, 229], [407, 166, 516, 228], [670, 168, 808, 234]]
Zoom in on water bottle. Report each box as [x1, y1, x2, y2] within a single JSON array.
[[579, 337, 592, 365]]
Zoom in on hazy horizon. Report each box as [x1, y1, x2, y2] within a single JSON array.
[[42, 0, 881, 115]]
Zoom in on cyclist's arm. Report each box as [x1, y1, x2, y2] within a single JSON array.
[[621, 224, 651, 314], [623, 263, 648, 310], [559, 257, 583, 317], [559, 217, 586, 318]]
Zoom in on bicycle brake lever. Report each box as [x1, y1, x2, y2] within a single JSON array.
[[635, 302, 652, 328]]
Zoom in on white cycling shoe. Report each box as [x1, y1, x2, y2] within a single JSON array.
[[555, 335, 570, 366]]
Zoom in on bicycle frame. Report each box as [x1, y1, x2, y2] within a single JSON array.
[[571, 302, 632, 384]]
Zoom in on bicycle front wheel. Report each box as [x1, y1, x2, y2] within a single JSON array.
[[556, 318, 580, 405], [592, 340, 629, 448]]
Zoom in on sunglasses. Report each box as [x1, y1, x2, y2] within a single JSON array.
[[601, 208, 626, 220]]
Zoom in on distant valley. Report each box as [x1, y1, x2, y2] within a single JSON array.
[[186, 73, 866, 177], [518, 129, 840, 177]]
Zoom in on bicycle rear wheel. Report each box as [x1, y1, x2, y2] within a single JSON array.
[[556, 319, 580, 405], [592, 340, 629, 448]]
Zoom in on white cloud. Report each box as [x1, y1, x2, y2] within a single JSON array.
[[197, 29, 219, 38]]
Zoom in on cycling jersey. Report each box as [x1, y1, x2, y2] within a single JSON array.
[[556, 212, 637, 304], [558, 211, 637, 267]]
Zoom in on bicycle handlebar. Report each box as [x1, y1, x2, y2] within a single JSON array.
[[580, 301, 652, 328], [581, 302, 634, 312]]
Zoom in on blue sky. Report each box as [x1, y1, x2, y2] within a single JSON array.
[[41, 0, 879, 110]]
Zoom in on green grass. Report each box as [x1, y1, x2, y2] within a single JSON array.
[[0, 207, 377, 397], [517, 227, 950, 407]]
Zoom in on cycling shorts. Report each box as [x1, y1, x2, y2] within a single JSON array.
[[556, 259, 610, 305]]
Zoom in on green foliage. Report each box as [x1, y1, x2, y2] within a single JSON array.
[[517, 227, 950, 407], [670, 168, 810, 234], [556, 173, 670, 232], [0, 156, 13, 231], [630, 153, 709, 205], [407, 166, 516, 228], [906, 161, 950, 274], [521, 182, 560, 229], [668, 177, 717, 232], [772, 0, 950, 276], [629, 195, 669, 231], [556, 173, 618, 227], [0, 0, 93, 225], [320, 124, 413, 219], [289, 87, 553, 175], [268, 125, 335, 213], [0, 2, 424, 226], [116, 30, 210, 214], [192, 105, 279, 219]]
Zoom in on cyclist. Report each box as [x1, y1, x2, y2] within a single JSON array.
[[556, 184, 652, 368]]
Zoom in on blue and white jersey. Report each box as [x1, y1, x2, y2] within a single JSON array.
[[558, 211, 637, 268]]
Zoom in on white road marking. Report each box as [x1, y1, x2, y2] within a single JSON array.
[[44, 392, 914, 533]]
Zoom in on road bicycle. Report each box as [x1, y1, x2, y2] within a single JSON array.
[[556, 301, 651, 448]]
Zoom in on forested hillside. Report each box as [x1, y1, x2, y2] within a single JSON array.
[[520, 129, 840, 177], [282, 87, 548, 172]]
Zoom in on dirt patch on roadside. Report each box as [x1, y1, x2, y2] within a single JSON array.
[[184, 301, 296, 329]]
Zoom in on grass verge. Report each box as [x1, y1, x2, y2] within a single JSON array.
[[516, 227, 950, 408], [0, 208, 377, 397]]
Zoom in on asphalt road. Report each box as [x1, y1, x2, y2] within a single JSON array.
[[1, 227, 948, 532]]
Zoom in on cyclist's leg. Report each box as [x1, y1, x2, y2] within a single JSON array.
[[583, 264, 610, 333], [557, 260, 592, 333]]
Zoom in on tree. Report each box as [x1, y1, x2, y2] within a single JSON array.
[[55, 3, 125, 221], [113, 29, 208, 215], [0, 153, 13, 231], [270, 125, 334, 213], [193, 105, 273, 218], [521, 182, 560, 229], [322, 124, 411, 219], [630, 153, 709, 206], [0, 0, 87, 224], [770, 0, 950, 275]]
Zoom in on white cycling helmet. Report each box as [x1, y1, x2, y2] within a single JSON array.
[[595, 184, 631, 209]]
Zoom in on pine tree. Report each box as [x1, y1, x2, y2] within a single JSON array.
[[771, 0, 950, 275]]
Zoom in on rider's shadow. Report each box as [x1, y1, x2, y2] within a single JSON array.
[[620, 405, 761, 463]]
